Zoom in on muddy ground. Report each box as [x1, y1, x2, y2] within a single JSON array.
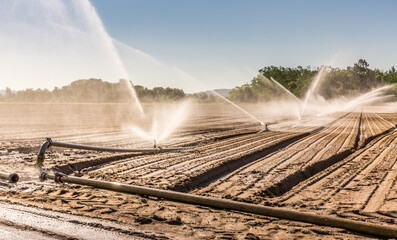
[[0, 103, 396, 239]]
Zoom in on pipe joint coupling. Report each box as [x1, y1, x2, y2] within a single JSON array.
[[9, 173, 19, 183], [40, 172, 47, 181], [54, 172, 66, 183]]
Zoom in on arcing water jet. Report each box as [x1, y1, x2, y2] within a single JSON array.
[[267, 75, 302, 120], [80, 0, 144, 115], [300, 66, 327, 118], [128, 101, 191, 146], [173, 67, 265, 126], [267, 76, 302, 105], [209, 90, 265, 126], [0, 0, 144, 115], [341, 85, 393, 111]]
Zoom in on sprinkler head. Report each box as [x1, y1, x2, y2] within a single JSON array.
[[256, 124, 269, 134], [9, 173, 19, 183]]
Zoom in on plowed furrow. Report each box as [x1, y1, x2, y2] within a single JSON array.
[[282, 131, 397, 208], [282, 127, 397, 218], [78, 130, 263, 175], [86, 131, 296, 185], [197, 113, 360, 200]]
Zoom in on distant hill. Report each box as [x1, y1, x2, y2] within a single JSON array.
[[0, 89, 16, 95], [197, 89, 231, 97]]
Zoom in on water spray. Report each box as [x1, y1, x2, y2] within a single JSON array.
[[342, 85, 392, 111], [300, 66, 327, 119], [128, 101, 191, 146], [172, 67, 265, 127], [0, 172, 19, 183], [257, 123, 268, 133], [210, 89, 265, 126], [266, 76, 302, 105]]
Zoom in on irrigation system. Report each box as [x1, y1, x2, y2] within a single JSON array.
[[0, 172, 19, 183], [36, 137, 191, 171], [32, 136, 397, 238], [38, 171, 397, 238]]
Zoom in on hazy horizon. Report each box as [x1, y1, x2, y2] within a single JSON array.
[[1, 0, 396, 93]]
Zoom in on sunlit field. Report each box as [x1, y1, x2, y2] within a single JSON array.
[[1, 0, 397, 239]]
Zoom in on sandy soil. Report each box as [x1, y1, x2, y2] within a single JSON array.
[[0, 103, 396, 239]]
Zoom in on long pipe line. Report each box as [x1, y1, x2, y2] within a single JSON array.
[[0, 172, 19, 183], [40, 172, 397, 238], [50, 140, 190, 153], [36, 137, 191, 170]]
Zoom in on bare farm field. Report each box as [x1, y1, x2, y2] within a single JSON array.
[[1, 103, 397, 239]]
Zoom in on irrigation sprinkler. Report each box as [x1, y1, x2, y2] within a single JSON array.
[[39, 171, 397, 238], [257, 123, 268, 134], [36, 137, 192, 171], [0, 172, 19, 183]]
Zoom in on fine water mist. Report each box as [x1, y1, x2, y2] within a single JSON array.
[[256, 75, 302, 120], [269, 77, 302, 105], [126, 101, 191, 146], [300, 85, 394, 118], [173, 67, 265, 126], [117, 40, 267, 126], [0, 0, 144, 114], [258, 66, 395, 125], [300, 66, 327, 119], [112, 39, 199, 93]]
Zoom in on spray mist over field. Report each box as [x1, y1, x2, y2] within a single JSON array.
[[125, 101, 191, 146], [1, 0, 397, 185]]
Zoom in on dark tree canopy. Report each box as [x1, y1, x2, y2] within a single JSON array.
[[229, 60, 397, 103]]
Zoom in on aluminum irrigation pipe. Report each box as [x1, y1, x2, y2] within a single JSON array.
[[40, 172, 397, 238], [36, 138, 192, 171], [0, 172, 19, 183]]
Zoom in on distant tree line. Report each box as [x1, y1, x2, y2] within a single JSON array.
[[0, 79, 186, 103], [230, 59, 397, 102], [0, 78, 229, 103], [2, 60, 396, 103]]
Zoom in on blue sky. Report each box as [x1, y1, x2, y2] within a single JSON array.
[[1, 0, 396, 92], [90, 0, 397, 91]]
